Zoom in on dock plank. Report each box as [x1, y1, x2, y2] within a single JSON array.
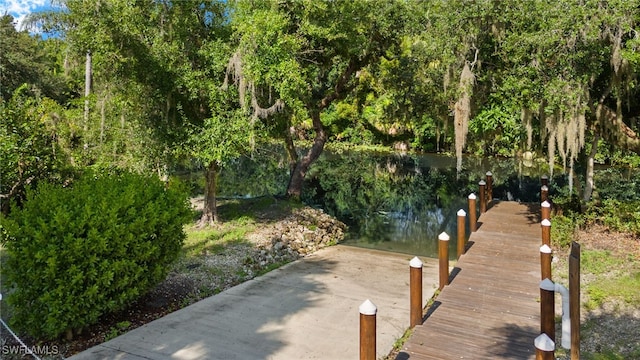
[[398, 201, 541, 360]]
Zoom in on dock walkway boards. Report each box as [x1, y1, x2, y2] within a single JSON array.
[[399, 201, 541, 359]]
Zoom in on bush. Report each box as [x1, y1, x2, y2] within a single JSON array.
[[0, 171, 192, 339], [584, 199, 640, 236]]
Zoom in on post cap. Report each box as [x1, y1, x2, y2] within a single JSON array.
[[486, 171, 493, 176], [540, 278, 555, 291], [541, 185, 549, 191], [359, 299, 377, 315], [541, 219, 551, 227], [541, 175, 549, 179], [534, 333, 555, 351], [540, 244, 552, 254], [479, 180, 486, 186], [541, 200, 551, 208], [438, 232, 450, 241], [468, 193, 477, 200], [410, 256, 423, 268], [457, 209, 467, 217]]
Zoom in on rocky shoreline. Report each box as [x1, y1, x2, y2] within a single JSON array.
[[247, 206, 347, 263]]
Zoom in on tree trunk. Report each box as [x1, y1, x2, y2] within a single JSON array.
[[84, 50, 92, 150], [199, 161, 219, 226], [583, 132, 599, 202], [286, 111, 327, 199]]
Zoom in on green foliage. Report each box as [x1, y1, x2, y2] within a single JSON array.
[[550, 215, 579, 249], [0, 86, 71, 210], [0, 171, 191, 339], [584, 199, 640, 236], [0, 15, 70, 103], [592, 168, 640, 202], [468, 102, 526, 156]]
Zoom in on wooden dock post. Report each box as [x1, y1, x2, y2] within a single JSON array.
[[541, 185, 549, 203], [541, 175, 549, 187], [438, 232, 450, 290], [409, 257, 423, 328], [541, 219, 551, 246], [534, 333, 555, 360], [540, 279, 556, 343], [485, 171, 493, 207], [479, 180, 487, 214], [541, 200, 551, 221], [457, 209, 466, 258], [359, 299, 377, 360], [468, 193, 477, 232], [570, 242, 581, 360], [540, 244, 552, 280]]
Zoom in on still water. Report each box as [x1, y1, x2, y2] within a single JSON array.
[[216, 150, 550, 258]]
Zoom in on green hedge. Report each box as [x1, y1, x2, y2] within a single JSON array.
[[0, 171, 192, 339]]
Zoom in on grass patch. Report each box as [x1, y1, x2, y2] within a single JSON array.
[[581, 250, 625, 275], [182, 225, 254, 257], [587, 271, 640, 309]]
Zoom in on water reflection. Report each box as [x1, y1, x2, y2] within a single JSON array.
[[303, 151, 547, 258], [214, 149, 550, 258]]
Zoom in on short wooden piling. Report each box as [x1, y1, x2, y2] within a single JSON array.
[[359, 299, 377, 360], [540, 279, 556, 343], [541, 219, 551, 246], [570, 242, 581, 360], [457, 209, 466, 258], [541, 200, 551, 222], [534, 333, 555, 360], [540, 244, 552, 280], [479, 180, 487, 214], [485, 171, 493, 206], [541, 175, 549, 187], [409, 257, 423, 328], [468, 193, 477, 232], [541, 185, 549, 202], [438, 232, 450, 290]]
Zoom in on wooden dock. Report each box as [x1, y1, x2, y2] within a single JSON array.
[[399, 201, 542, 359]]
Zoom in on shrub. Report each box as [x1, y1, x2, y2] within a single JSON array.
[[584, 199, 640, 236], [0, 171, 192, 339]]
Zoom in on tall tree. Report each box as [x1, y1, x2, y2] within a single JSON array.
[[48, 0, 249, 225], [230, 0, 411, 199]]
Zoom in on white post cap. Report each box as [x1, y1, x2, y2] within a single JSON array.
[[541, 219, 551, 227], [540, 244, 552, 254], [486, 171, 493, 176], [438, 232, 450, 241], [534, 333, 555, 351], [479, 180, 486, 185], [468, 193, 476, 200], [541, 185, 549, 191], [457, 209, 467, 217], [541, 200, 551, 208], [410, 256, 423, 268], [359, 299, 377, 315]]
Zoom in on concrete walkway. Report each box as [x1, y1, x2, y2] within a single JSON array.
[[69, 245, 439, 360]]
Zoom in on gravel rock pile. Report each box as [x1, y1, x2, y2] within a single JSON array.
[[249, 207, 347, 264]]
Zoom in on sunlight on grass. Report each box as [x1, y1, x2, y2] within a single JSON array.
[[183, 223, 255, 257]]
